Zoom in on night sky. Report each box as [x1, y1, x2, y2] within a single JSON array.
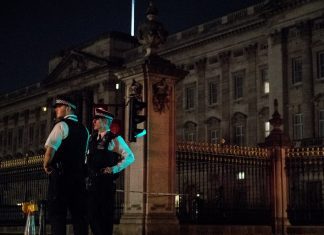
[[0, 0, 261, 94]]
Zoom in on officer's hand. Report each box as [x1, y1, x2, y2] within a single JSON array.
[[102, 167, 113, 174]]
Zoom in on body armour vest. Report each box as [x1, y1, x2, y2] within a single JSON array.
[[87, 131, 120, 177], [52, 118, 88, 178]]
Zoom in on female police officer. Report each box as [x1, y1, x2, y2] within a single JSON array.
[[87, 107, 135, 235]]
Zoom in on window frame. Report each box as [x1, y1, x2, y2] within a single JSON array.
[[265, 121, 270, 137], [293, 113, 304, 140], [234, 125, 244, 146], [209, 129, 219, 144], [319, 110, 324, 138], [260, 67, 269, 95], [208, 81, 218, 105], [184, 83, 196, 110], [292, 57, 302, 84], [317, 51, 324, 79], [233, 71, 244, 100]]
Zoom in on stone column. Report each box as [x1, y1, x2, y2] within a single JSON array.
[[245, 44, 258, 145], [298, 21, 315, 138], [268, 29, 289, 134], [219, 51, 231, 143], [265, 99, 291, 235], [195, 58, 207, 141], [115, 55, 187, 235]]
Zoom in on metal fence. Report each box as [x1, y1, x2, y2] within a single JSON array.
[[2, 145, 324, 227], [0, 156, 47, 226], [286, 147, 324, 225], [0, 155, 124, 226], [175, 142, 272, 224]]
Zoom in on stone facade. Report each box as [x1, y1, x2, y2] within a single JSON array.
[[1, 0, 324, 159], [0, 32, 137, 159]]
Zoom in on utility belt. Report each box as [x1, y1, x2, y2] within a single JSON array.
[[86, 167, 115, 191], [50, 162, 64, 177]]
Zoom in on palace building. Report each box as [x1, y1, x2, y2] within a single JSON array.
[[0, 0, 324, 159]]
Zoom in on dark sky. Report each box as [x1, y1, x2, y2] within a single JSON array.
[[0, 0, 261, 94]]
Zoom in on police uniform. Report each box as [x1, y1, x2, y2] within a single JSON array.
[[45, 97, 89, 235], [87, 108, 135, 235]]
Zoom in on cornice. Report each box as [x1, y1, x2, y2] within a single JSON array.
[[262, 0, 315, 16], [115, 55, 188, 80], [0, 90, 48, 109], [160, 18, 267, 57]]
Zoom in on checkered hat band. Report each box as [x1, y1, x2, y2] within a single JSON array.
[[56, 99, 76, 109], [95, 113, 113, 119], [94, 108, 114, 119]]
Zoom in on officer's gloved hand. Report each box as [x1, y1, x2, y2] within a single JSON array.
[[101, 167, 113, 174]]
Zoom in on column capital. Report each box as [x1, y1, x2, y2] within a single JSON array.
[[194, 58, 207, 72], [269, 28, 286, 46], [244, 43, 258, 57], [219, 51, 231, 65]]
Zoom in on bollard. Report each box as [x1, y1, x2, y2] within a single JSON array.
[[22, 202, 38, 235], [38, 200, 46, 235], [24, 213, 36, 235]]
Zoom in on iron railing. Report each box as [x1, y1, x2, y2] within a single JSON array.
[[286, 147, 324, 225], [176, 143, 272, 224], [0, 156, 46, 226], [0, 155, 124, 226], [2, 145, 324, 227]]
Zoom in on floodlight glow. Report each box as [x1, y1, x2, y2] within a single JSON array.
[[131, 0, 135, 36]]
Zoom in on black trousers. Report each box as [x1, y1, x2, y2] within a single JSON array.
[[87, 176, 115, 235], [48, 173, 88, 235]]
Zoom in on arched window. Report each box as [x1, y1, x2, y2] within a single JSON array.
[[232, 112, 247, 146], [206, 117, 221, 144], [183, 121, 197, 142]]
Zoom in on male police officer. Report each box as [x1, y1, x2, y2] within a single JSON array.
[[87, 107, 135, 235], [43, 96, 89, 235]]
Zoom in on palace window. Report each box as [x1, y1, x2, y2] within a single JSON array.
[[29, 124, 34, 145], [292, 57, 302, 84], [184, 84, 196, 110], [319, 110, 324, 137], [234, 125, 244, 146], [233, 71, 244, 99], [265, 121, 270, 137], [293, 113, 303, 140], [208, 81, 218, 105], [260, 67, 269, 94], [184, 122, 197, 142], [8, 129, 13, 151], [232, 112, 246, 146], [0, 132, 2, 152], [206, 117, 221, 144], [318, 51, 324, 79], [18, 128, 23, 146], [209, 129, 219, 144]]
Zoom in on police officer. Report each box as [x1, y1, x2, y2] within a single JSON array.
[[87, 107, 135, 235], [43, 96, 89, 235]]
